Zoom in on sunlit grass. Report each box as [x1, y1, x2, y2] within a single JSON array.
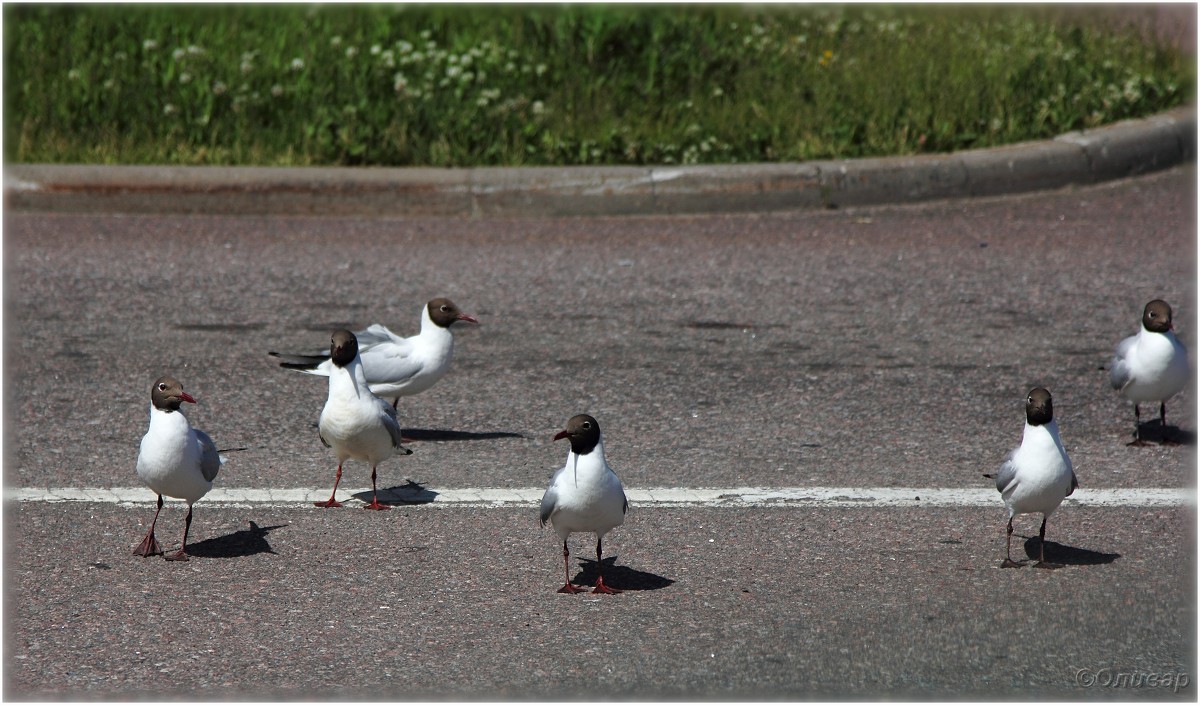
[[4, 4, 1191, 166]]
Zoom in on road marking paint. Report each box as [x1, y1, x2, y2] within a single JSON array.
[[4, 486, 1191, 509]]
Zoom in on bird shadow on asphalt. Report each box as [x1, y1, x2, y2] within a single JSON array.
[[402, 428, 526, 442], [186, 520, 285, 559], [1132, 421, 1196, 446], [1020, 538, 1121, 566], [572, 556, 675, 591], [351, 480, 438, 506]]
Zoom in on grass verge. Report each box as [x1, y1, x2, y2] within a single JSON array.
[[4, 4, 1192, 167]]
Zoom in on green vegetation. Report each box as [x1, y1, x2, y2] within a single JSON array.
[[4, 4, 1191, 166]]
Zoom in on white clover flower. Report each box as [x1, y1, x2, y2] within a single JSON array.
[[460, 53, 472, 67], [143, 39, 158, 51], [187, 45, 203, 55], [370, 43, 381, 55], [103, 78, 115, 89], [330, 35, 343, 48], [67, 68, 81, 81], [271, 84, 284, 97], [382, 50, 395, 68], [114, 51, 128, 62], [410, 87, 422, 98], [346, 46, 358, 59], [531, 100, 544, 115], [393, 73, 408, 92], [476, 96, 488, 107], [163, 103, 178, 116], [397, 40, 413, 54], [535, 63, 547, 76], [241, 60, 253, 75], [460, 71, 473, 83], [712, 86, 724, 97], [419, 29, 431, 40], [411, 51, 423, 62], [504, 61, 515, 73], [446, 65, 462, 79], [290, 57, 305, 71], [172, 48, 185, 61], [179, 72, 192, 84], [213, 81, 227, 95]]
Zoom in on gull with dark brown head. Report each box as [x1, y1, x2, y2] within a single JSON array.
[[992, 387, 1078, 569], [539, 414, 628, 594], [1110, 299, 1189, 445], [134, 375, 224, 562], [314, 329, 411, 510], [270, 298, 479, 409]]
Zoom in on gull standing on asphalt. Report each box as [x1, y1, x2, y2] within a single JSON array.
[[539, 414, 628, 594], [314, 329, 411, 510], [134, 376, 224, 561], [991, 387, 1078, 569], [1110, 299, 1189, 446], [269, 298, 479, 408]]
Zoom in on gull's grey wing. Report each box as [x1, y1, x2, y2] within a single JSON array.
[[354, 324, 403, 349], [269, 351, 330, 369], [377, 398, 410, 453], [1109, 334, 1137, 391], [194, 429, 222, 482], [993, 455, 1018, 495], [538, 485, 558, 527]]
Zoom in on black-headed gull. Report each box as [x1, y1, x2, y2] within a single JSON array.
[[314, 329, 411, 510], [991, 387, 1078, 569], [539, 414, 628, 594], [270, 298, 478, 408], [134, 376, 223, 561], [1110, 299, 1189, 446]]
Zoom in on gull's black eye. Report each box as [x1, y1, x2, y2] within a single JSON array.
[[441, 305, 451, 312], [582, 421, 592, 429], [158, 383, 167, 391]]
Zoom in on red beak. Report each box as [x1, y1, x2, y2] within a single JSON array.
[[458, 313, 479, 324], [553, 429, 570, 441], [179, 392, 197, 404]]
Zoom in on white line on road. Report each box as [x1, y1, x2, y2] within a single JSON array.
[[4, 486, 1192, 509]]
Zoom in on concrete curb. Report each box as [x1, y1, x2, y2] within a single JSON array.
[[4, 106, 1194, 218]]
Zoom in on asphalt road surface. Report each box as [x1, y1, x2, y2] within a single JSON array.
[[5, 166, 1196, 700]]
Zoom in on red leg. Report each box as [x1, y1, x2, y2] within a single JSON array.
[[1000, 517, 1022, 568], [1033, 516, 1062, 569], [557, 540, 583, 593], [314, 463, 344, 508], [1127, 404, 1151, 447], [363, 466, 391, 510], [133, 495, 164, 557], [164, 505, 193, 562], [1160, 402, 1180, 445], [592, 536, 621, 594]]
